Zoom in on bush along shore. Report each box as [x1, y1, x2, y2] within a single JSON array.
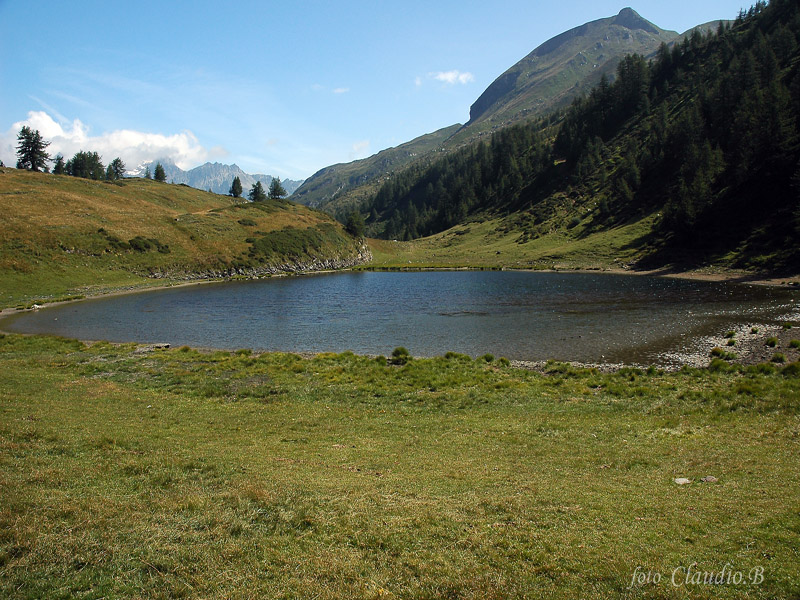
[[1, 333, 799, 598]]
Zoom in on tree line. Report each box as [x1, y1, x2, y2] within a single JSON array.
[[13, 130, 290, 203], [372, 122, 552, 240], [362, 0, 800, 266], [13, 125, 171, 183], [553, 0, 800, 256], [228, 175, 287, 202]]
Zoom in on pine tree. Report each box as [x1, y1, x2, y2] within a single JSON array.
[[268, 177, 287, 200], [109, 158, 126, 180], [52, 154, 66, 175], [154, 163, 166, 182], [248, 181, 267, 202], [15, 126, 50, 172], [229, 176, 243, 198], [66, 151, 105, 180]]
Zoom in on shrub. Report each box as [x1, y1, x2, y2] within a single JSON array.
[[497, 357, 511, 367], [783, 323, 793, 329], [127, 236, 169, 253], [238, 218, 257, 227], [724, 330, 736, 339], [727, 339, 736, 346], [771, 353, 786, 363], [747, 362, 776, 375], [781, 362, 800, 377], [390, 347, 411, 365], [708, 358, 732, 372], [374, 355, 387, 366], [710, 347, 736, 360], [765, 337, 778, 347], [128, 236, 152, 252], [789, 340, 800, 349], [479, 353, 495, 363], [750, 327, 759, 334]]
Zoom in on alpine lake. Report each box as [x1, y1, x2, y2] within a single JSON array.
[[4, 270, 798, 367]]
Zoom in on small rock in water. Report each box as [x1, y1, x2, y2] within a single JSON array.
[[700, 475, 718, 483], [674, 477, 692, 485]]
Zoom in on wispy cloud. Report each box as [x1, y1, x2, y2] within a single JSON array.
[[1, 111, 220, 171], [429, 70, 475, 85], [312, 84, 351, 95]]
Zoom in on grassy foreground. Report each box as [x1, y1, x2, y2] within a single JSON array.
[[1, 334, 799, 598]]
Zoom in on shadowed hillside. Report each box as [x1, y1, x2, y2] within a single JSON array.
[[364, 0, 800, 274]]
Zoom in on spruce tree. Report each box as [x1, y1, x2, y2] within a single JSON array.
[[154, 162, 166, 182], [229, 176, 243, 198]]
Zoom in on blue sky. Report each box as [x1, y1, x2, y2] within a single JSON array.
[[1, 0, 747, 180]]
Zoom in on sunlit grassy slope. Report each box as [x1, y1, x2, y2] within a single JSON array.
[[366, 212, 656, 271], [0, 169, 363, 306], [1, 334, 798, 598]]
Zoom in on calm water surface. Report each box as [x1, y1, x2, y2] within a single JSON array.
[[4, 271, 798, 365]]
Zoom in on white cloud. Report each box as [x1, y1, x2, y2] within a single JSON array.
[[429, 70, 475, 85], [1, 111, 219, 171], [415, 76, 423, 87], [332, 87, 350, 94]]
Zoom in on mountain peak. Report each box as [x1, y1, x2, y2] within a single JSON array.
[[465, 7, 674, 125], [613, 7, 660, 34]]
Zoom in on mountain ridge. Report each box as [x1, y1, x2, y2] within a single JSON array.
[[129, 159, 304, 197], [463, 8, 677, 130], [293, 7, 681, 213]]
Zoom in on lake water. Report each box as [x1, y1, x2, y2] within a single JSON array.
[[3, 271, 798, 366]]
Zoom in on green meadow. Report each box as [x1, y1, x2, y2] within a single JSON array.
[[1, 334, 798, 599]]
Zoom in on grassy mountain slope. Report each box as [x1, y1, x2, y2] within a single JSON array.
[[291, 125, 461, 214], [366, 0, 800, 274], [293, 9, 681, 218], [0, 169, 368, 306], [451, 8, 678, 144]]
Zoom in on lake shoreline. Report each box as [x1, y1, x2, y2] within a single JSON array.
[[2, 266, 798, 371], [3, 264, 799, 318]]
